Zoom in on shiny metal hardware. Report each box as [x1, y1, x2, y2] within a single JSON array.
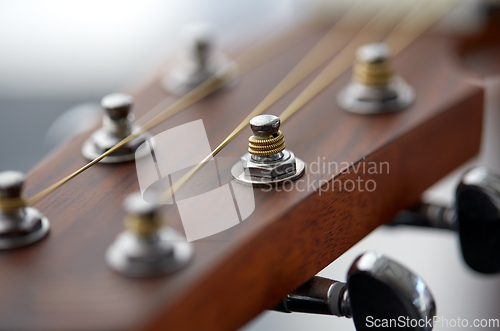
[[105, 192, 192, 278], [82, 93, 150, 163], [391, 166, 500, 274], [231, 115, 305, 186], [161, 24, 238, 95], [337, 43, 414, 115], [0, 171, 50, 249], [275, 251, 436, 331]]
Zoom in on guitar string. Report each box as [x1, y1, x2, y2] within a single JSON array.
[[23, 5, 356, 208], [162, 0, 459, 203], [24, 0, 458, 208], [161, 0, 413, 202], [133, 21, 320, 127], [280, 0, 459, 124]]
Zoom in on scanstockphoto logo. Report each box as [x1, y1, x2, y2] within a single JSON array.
[[133, 119, 389, 242], [134, 119, 255, 242], [365, 315, 500, 328]]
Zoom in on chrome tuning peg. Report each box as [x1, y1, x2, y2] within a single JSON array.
[[231, 114, 305, 186], [161, 23, 238, 95], [105, 192, 192, 277], [391, 166, 500, 274], [82, 93, 151, 163], [275, 251, 436, 331], [337, 43, 414, 115], [0, 171, 50, 249]]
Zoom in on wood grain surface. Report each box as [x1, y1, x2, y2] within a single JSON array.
[[0, 24, 485, 331]]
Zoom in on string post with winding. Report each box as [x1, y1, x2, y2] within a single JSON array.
[[105, 192, 193, 278], [0, 171, 50, 249], [337, 42, 415, 115], [231, 114, 305, 186]]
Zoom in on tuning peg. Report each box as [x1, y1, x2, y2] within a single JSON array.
[[231, 114, 305, 186], [275, 251, 436, 331], [161, 23, 238, 95], [105, 192, 192, 277], [0, 171, 50, 249], [337, 42, 414, 114], [81, 93, 151, 163], [390, 166, 500, 274]]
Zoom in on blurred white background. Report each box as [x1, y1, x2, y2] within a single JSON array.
[[0, 0, 302, 171], [1, 1, 499, 330]]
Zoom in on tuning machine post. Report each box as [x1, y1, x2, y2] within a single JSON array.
[[161, 24, 238, 95], [82, 93, 151, 163], [0, 171, 50, 249], [106, 192, 192, 278], [337, 43, 414, 115], [275, 251, 436, 331], [390, 166, 500, 274], [231, 114, 305, 186]]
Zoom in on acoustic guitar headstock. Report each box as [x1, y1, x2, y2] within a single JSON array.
[[0, 1, 498, 330]]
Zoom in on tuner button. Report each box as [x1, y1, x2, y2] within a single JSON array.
[[456, 166, 500, 274], [347, 251, 436, 331], [249, 114, 281, 138], [105, 192, 193, 278], [81, 92, 151, 163], [0, 171, 50, 249], [101, 93, 133, 121], [273, 251, 435, 331], [0, 171, 25, 199], [337, 42, 414, 115]]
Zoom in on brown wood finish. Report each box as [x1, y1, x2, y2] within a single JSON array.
[[0, 23, 487, 330]]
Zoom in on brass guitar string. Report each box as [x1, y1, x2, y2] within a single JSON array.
[[22, 0, 458, 209], [281, 0, 459, 123], [163, 0, 460, 203], [22, 4, 358, 208], [161, 0, 411, 201], [133, 21, 319, 127]]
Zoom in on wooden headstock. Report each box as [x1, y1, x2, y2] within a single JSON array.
[[2, 2, 499, 331]]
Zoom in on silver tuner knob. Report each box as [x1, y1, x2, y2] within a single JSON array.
[[231, 114, 305, 186], [105, 192, 192, 277], [0, 171, 50, 249], [81, 93, 151, 163], [161, 23, 238, 96], [391, 166, 500, 274], [337, 42, 414, 115], [275, 252, 436, 331]]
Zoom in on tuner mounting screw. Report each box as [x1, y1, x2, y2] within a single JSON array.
[[337, 43, 415, 115], [231, 114, 305, 186], [105, 192, 192, 278], [161, 24, 238, 96], [0, 171, 50, 249], [81, 93, 151, 163]]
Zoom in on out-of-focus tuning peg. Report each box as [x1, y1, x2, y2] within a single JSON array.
[[161, 23, 238, 95], [81, 93, 151, 163], [105, 192, 192, 277], [0, 171, 50, 249], [390, 166, 500, 274], [337, 42, 414, 115], [275, 251, 436, 331]]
